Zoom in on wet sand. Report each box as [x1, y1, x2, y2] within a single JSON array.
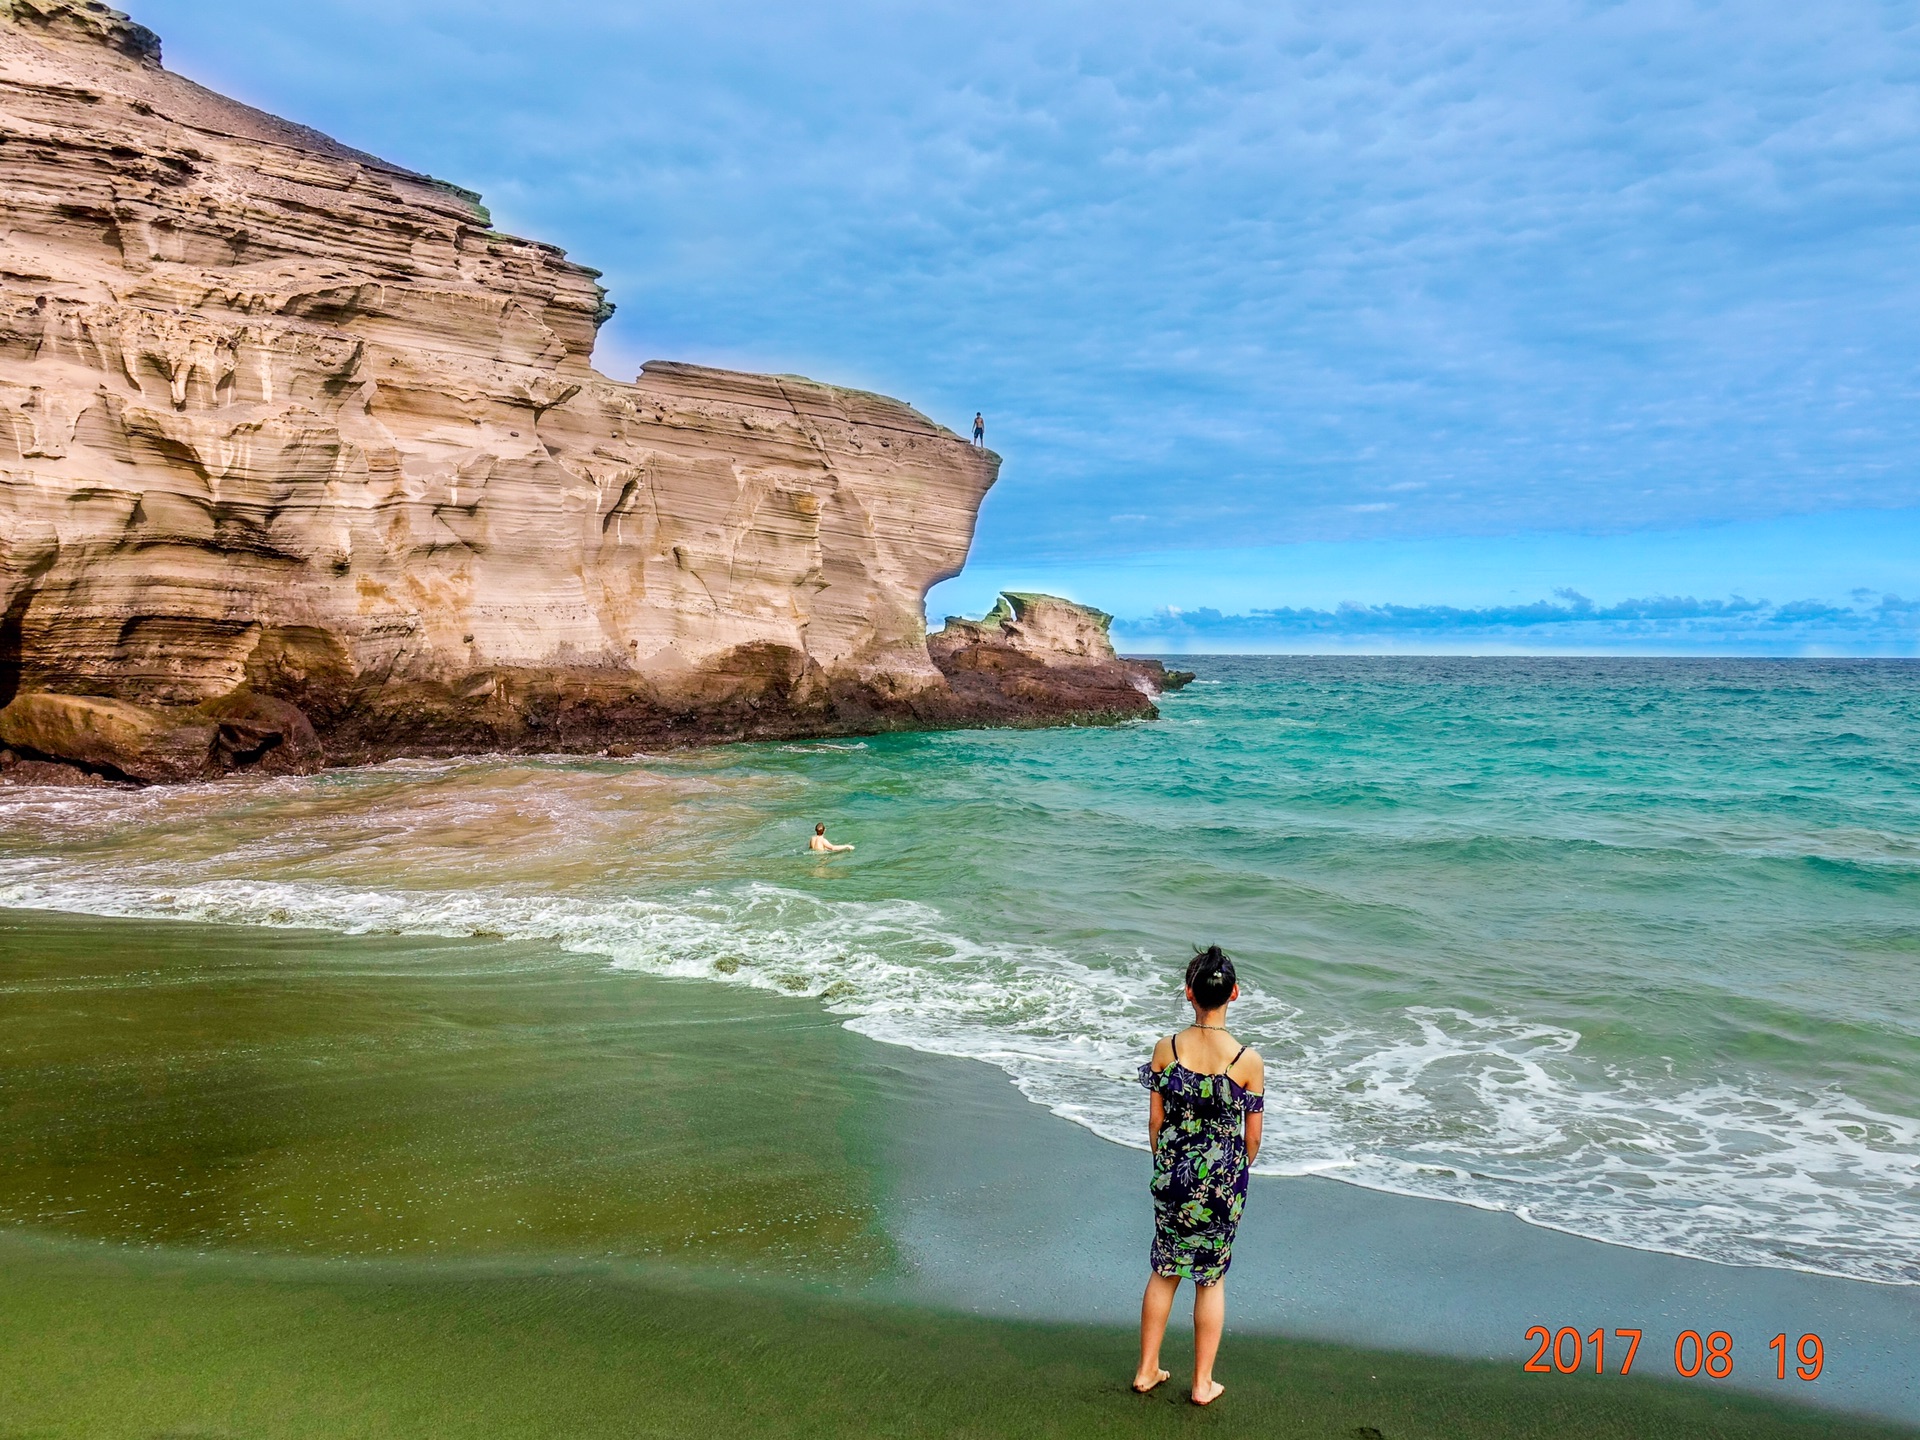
[[3, 1227, 1907, 1440]]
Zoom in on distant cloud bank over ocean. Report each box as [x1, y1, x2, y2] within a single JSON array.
[[1113, 591, 1920, 656], [929, 508, 1920, 657]]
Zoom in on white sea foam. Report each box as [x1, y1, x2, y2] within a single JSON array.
[[0, 859, 1913, 1285]]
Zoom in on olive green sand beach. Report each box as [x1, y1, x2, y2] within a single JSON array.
[[2, 1233, 1907, 1440], [1, 912, 1910, 1439]]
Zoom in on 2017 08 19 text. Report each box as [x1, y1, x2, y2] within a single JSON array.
[[1522, 1327, 1824, 1381]]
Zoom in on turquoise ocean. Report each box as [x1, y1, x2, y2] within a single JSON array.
[[1, 656, 1914, 1286]]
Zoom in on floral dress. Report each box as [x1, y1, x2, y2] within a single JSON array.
[[1137, 1038, 1264, 1284]]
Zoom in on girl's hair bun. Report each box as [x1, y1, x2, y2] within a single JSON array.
[[1186, 944, 1236, 1008]]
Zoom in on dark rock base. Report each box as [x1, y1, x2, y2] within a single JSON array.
[[0, 593, 1184, 784], [0, 667, 1160, 786]]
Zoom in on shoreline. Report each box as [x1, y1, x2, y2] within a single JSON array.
[[0, 863, 1909, 1296]]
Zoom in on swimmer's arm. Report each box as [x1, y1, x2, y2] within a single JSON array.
[[834, 842, 855, 851], [1238, 1050, 1266, 1164]]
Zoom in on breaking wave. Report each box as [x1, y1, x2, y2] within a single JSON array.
[[0, 859, 1913, 1285]]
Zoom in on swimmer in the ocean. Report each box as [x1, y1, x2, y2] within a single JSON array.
[[809, 823, 854, 853]]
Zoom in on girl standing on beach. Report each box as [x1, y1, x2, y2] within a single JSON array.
[[1133, 946, 1265, 1406]]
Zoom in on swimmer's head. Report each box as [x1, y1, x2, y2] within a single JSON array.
[[1186, 945, 1236, 1009], [815, 823, 826, 835]]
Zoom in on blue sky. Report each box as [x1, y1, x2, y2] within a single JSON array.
[[136, 0, 1920, 652]]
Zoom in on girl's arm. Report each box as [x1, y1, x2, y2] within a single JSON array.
[[1238, 1051, 1266, 1164], [1146, 1035, 1174, 1150]]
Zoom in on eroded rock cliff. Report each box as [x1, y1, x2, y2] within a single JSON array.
[[0, 2, 1160, 781]]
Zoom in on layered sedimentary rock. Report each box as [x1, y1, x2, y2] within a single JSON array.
[[928, 592, 1189, 725], [0, 3, 1166, 782]]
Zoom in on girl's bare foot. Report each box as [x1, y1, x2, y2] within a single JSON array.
[[1132, 1367, 1170, 1394], [1190, 1379, 1226, 1406]]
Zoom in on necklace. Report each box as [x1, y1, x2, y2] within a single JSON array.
[[1189, 1022, 1230, 1032]]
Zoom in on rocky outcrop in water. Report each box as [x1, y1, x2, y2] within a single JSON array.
[[928, 592, 1189, 726], [0, 3, 1158, 783]]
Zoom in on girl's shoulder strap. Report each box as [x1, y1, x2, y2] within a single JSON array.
[[1170, 1032, 1181, 1060], [1230, 1044, 1249, 1066]]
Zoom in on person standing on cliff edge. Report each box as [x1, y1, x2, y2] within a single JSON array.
[[972, 412, 985, 447]]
